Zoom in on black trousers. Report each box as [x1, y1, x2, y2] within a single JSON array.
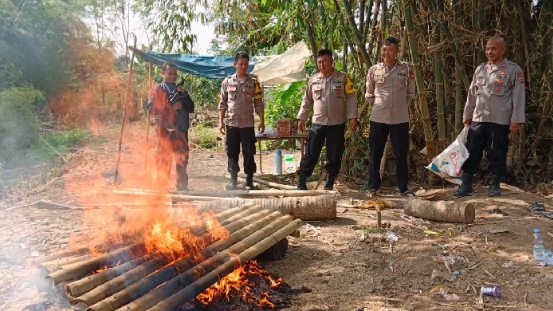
[[157, 131, 189, 189], [225, 126, 256, 175], [367, 121, 409, 193], [298, 123, 346, 177], [461, 122, 510, 176]]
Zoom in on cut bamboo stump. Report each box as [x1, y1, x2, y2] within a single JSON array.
[[404, 198, 475, 223]]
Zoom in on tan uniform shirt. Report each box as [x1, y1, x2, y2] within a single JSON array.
[[463, 59, 525, 125], [218, 74, 264, 128], [365, 61, 416, 124], [297, 70, 358, 125]]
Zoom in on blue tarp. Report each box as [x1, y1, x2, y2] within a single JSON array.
[[133, 48, 255, 79]]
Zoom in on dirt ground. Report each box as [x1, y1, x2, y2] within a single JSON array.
[[1, 121, 553, 311]]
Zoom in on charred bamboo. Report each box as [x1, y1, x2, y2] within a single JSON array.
[[47, 243, 147, 285], [66, 255, 151, 298], [146, 219, 303, 311], [110, 214, 294, 311], [86, 212, 283, 311]]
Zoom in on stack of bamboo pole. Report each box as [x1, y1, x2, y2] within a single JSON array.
[[35, 204, 302, 311]]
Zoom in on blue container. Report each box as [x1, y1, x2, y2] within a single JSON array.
[[274, 149, 283, 174]]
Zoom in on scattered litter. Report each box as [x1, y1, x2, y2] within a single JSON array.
[[31, 251, 40, 257], [430, 285, 462, 301], [20, 243, 26, 249], [432, 255, 457, 265], [431, 268, 456, 282], [489, 227, 510, 234], [489, 207, 508, 216], [386, 231, 399, 242], [359, 233, 366, 242], [530, 202, 553, 220], [501, 261, 514, 268], [480, 285, 501, 298], [545, 249, 553, 266], [304, 224, 320, 236], [423, 228, 453, 236]]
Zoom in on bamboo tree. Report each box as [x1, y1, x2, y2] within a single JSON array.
[[405, 0, 436, 160], [430, 0, 446, 149]]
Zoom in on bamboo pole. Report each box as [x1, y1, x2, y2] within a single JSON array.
[[76, 209, 273, 308], [405, 0, 437, 160], [47, 242, 146, 285], [145, 219, 303, 311], [35, 248, 89, 264], [235, 173, 296, 190], [114, 189, 333, 198], [430, 0, 447, 150], [114, 35, 137, 186], [41, 253, 91, 272], [66, 255, 151, 298], [87, 212, 286, 311], [113, 214, 295, 311]]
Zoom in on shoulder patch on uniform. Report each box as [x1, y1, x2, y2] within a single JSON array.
[[409, 69, 415, 79], [345, 75, 357, 94], [253, 80, 263, 99], [517, 72, 525, 84]]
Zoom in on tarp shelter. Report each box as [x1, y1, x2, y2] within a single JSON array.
[[132, 41, 311, 86]]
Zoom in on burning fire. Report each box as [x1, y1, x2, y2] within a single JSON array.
[[197, 260, 285, 308]]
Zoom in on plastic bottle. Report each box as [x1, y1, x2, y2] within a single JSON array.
[[533, 228, 546, 266], [480, 285, 501, 298], [284, 154, 295, 173], [274, 149, 282, 174]]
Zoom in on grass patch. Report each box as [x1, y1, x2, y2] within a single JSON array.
[[189, 125, 221, 150]]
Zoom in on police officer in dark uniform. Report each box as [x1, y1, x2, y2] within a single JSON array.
[[218, 51, 264, 190], [455, 36, 525, 197], [296, 49, 358, 190], [365, 37, 416, 196], [148, 62, 195, 191]]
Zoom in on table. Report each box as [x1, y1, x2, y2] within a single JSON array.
[[255, 135, 308, 173]]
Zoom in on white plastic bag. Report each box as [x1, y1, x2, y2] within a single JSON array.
[[426, 126, 470, 185]]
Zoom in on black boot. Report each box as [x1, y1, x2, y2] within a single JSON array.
[[225, 172, 238, 190], [454, 173, 474, 197], [488, 175, 501, 197], [245, 174, 254, 190], [297, 173, 307, 190], [324, 174, 336, 190]]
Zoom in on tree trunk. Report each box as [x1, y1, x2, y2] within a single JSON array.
[[404, 198, 475, 223]]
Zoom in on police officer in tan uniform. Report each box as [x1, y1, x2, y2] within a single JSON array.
[[365, 37, 416, 196], [218, 51, 264, 190], [455, 36, 525, 197], [296, 49, 358, 190]]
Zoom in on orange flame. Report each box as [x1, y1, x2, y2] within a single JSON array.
[[197, 260, 285, 308]]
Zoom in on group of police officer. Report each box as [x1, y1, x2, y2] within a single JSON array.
[[150, 35, 525, 198], [295, 35, 525, 198]]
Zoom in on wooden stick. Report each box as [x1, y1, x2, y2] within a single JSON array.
[[47, 242, 146, 285], [41, 253, 91, 272], [146, 219, 303, 311]]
